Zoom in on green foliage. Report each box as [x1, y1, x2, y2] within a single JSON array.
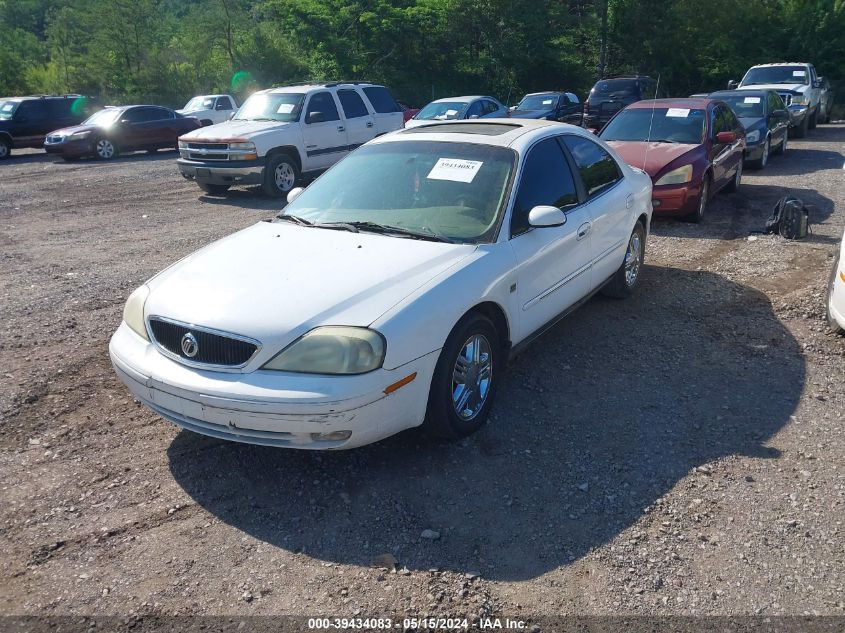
[[0, 0, 842, 106]]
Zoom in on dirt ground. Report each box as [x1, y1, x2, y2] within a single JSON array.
[[1, 126, 844, 622]]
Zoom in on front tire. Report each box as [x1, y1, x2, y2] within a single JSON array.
[[773, 132, 787, 156], [602, 221, 646, 298], [685, 175, 710, 223], [423, 313, 501, 440], [827, 254, 845, 335], [748, 137, 770, 170], [197, 182, 231, 195], [262, 153, 299, 197], [93, 138, 118, 160], [0, 137, 11, 159]]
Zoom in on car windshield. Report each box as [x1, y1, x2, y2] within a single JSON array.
[[742, 66, 809, 86], [0, 100, 18, 120], [234, 93, 304, 122], [717, 95, 765, 118], [517, 95, 558, 110], [83, 108, 122, 127], [282, 141, 516, 243], [600, 107, 706, 144], [415, 101, 469, 121], [183, 96, 215, 111], [591, 79, 637, 97]]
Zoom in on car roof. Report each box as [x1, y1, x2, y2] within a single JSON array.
[[430, 96, 489, 104], [710, 89, 771, 97], [626, 98, 714, 109], [260, 82, 384, 95], [749, 62, 810, 67], [374, 118, 596, 149], [523, 91, 562, 96]]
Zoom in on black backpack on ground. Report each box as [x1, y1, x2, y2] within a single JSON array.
[[764, 196, 810, 239]]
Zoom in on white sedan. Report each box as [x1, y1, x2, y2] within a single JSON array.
[[109, 119, 652, 449], [827, 228, 845, 334]]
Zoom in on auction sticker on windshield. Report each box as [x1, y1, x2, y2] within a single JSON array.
[[277, 103, 295, 114], [793, 70, 806, 77], [666, 108, 690, 118], [744, 97, 761, 104], [427, 158, 483, 183]]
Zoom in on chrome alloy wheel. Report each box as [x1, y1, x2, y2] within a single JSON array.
[[624, 230, 642, 287], [96, 139, 115, 159], [451, 334, 493, 421], [275, 162, 296, 192]]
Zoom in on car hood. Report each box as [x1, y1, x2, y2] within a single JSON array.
[[144, 221, 477, 357], [738, 83, 806, 93], [47, 123, 100, 136], [509, 109, 553, 119], [179, 119, 291, 140], [604, 141, 699, 178]]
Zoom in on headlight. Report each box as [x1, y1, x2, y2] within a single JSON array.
[[746, 130, 760, 143], [69, 130, 91, 140], [792, 95, 809, 106], [178, 140, 188, 149], [229, 141, 256, 151], [262, 327, 385, 375], [655, 164, 693, 186], [123, 285, 150, 341]]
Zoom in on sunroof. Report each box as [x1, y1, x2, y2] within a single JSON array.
[[402, 122, 521, 136]]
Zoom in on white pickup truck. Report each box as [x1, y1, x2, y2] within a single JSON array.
[[176, 82, 404, 197], [730, 62, 825, 137], [176, 94, 238, 126]]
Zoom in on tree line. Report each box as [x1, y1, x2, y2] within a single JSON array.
[[1, 0, 843, 110]]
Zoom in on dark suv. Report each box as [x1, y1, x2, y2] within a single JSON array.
[[0, 95, 96, 159], [583, 76, 663, 129]]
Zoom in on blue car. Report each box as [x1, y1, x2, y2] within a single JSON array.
[[508, 91, 583, 124], [708, 89, 790, 169]]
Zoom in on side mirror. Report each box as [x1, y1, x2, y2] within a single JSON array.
[[468, 114, 480, 119], [508, 106, 516, 111], [228, 111, 235, 120], [286, 187, 305, 204], [120, 119, 131, 125], [716, 131, 737, 144], [727, 80, 738, 90], [528, 205, 567, 228], [306, 111, 324, 124], [812, 79, 822, 89]]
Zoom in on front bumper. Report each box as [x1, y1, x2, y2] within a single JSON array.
[[650, 180, 702, 216], [44, 138, 90, 157], [177, 158, 264, 186], [109, 322, 438, 449]]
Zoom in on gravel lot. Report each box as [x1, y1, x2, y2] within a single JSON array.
[[1, 126, 844, 621]]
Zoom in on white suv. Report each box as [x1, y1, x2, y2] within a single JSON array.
[[177, 82, 404, 197], [176, 94, 238, 126], [730, 62, 823, 137]]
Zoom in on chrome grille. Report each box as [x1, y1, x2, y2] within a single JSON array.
[[148, 317, 259, 368], [188, 142, 228, 150], [778, 93, 793, 106]]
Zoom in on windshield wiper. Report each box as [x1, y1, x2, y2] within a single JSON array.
[[275, 213, 314, 226], [647, 139, 680, 144], [319, 221, 455, 243]]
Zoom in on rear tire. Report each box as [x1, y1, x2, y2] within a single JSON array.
[[602, 221, 646, 298], [724, 159, 742, 193], [197, 182, 231, 195], [262, 153, 299, 197], [423, 313, 501, 440], [0, 137, 10, 159], [827, 254, 845, 335], [773, 133, 787, 156], [792, 114, 808, 138]]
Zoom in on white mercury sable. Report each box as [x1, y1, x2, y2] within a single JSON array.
[[110, 119, 652, 449]]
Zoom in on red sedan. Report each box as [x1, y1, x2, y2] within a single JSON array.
[[599, 98, 745, 222], [397, 100, 420, 123], [43, 105, 202, 160]]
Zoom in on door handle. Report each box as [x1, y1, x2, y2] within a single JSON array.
[[366, 121, 374, 128], [577, 222, 591, 240], [626, 194, 634, 209], [337, 125, 345, 132]]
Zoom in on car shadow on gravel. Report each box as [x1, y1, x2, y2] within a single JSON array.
[[167, 265, 804, 581], [653, 183, 835, 240]]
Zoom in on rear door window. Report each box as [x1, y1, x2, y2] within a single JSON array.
[[511, 137, 580, 237], [362, 86, 401, 113], [337, 89, 369, 118], [16, 100, 47, 120], [466, 101, 484, 118], [561, 136, 622, 198], [306, 91, 340, 122]]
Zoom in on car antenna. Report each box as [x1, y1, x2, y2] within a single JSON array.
[[643, 74, 660, 171]]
